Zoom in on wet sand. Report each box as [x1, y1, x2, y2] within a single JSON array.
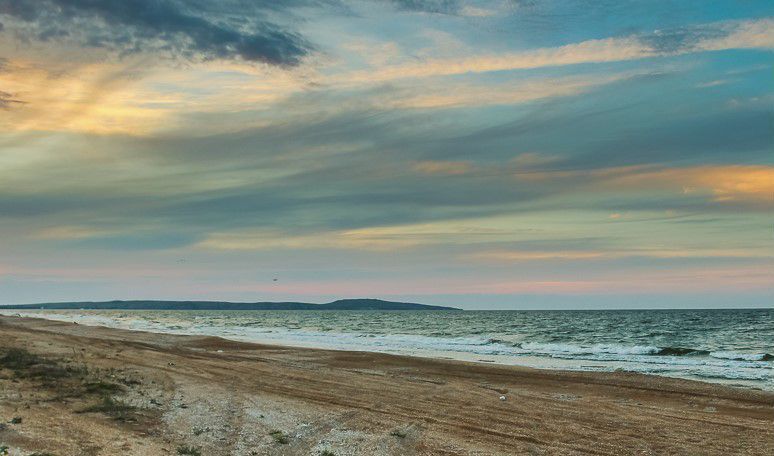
[[0, 315, 772, 455]]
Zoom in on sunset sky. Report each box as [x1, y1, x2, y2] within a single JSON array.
[[0, 0, 772, 308]]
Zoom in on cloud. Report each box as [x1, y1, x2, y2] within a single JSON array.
[[384, 0, 513, 16], [642, 24, 728, 53], [605, 166, 774, 204], [0, 88, 23, 108], [472, 248, 772, 262], [0, 0, 314, 66], [696, 79, 729, 88], [343, 18, 774, 83], [386, 0, 463, 15], [0, 57, 176, 134], [473, 250, 607, 261], [197, 227, 422, 251], [384, 72, 637, 109], [427, 94, 772, 168], [0, 56, 639, 136], [33, 225, 117, 240], [412, 160, 473, 175], [445, 266, 774, 295], [3, 104, 768, 254], [345, 35, 648, 82]]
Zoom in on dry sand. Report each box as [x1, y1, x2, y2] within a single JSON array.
[[0, 315, 772, 455]]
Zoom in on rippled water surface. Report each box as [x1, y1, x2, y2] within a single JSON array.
[[4, 308, 772, 390]]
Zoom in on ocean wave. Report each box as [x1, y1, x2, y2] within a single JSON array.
[[709, 351, 773, 362], [515, 343, 773, 361], [655, 347, 709, 356], [518, 342, 660, 356]]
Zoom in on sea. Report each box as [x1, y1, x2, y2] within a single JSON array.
[[3, 308, 772, 391]]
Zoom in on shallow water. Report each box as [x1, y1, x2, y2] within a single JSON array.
[[4, 308, 772, 390]]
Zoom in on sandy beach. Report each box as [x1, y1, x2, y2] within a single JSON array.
[[1, 315, 772, 456]]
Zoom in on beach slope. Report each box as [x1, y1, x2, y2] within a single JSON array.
[[0, 315, 772, 455]]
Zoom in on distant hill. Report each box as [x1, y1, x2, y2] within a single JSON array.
[[1, 298, 460, 311]]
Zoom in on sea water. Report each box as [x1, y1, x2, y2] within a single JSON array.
[[3, 308, 772, 390]]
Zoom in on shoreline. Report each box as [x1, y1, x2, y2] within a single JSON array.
[[1, 314, 773, 455], [2, 309, 771, 392]]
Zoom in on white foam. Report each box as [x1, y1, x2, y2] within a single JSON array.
[[519, 342, 660, 356]]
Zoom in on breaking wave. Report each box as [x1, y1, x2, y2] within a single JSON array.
[[709, 351, 773, 362]]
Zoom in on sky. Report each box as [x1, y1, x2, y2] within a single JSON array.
[[0, 0, 772, 309]]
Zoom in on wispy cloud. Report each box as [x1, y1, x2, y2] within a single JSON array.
[[342, 18, 774, 83], [385, 72, 638, 109], [696, 79, 730, 88]]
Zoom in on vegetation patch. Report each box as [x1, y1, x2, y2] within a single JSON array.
[[0, 347, 84, 383], [1, 347, 149, 424], [84, 381, 124, 394], [0, 348, 46, 370], [176, 445, 202, 456], [390, 429, 407, 438], [269, 430, 290, 444], [78, 395, 137, 422]]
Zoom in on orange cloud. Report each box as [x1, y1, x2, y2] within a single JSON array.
[[695, 166, 774, 202], [0, 57, 307, 136], [0, 58, 172, 135], [608, 166, 774, 203], [412, 160, 474, 176]]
